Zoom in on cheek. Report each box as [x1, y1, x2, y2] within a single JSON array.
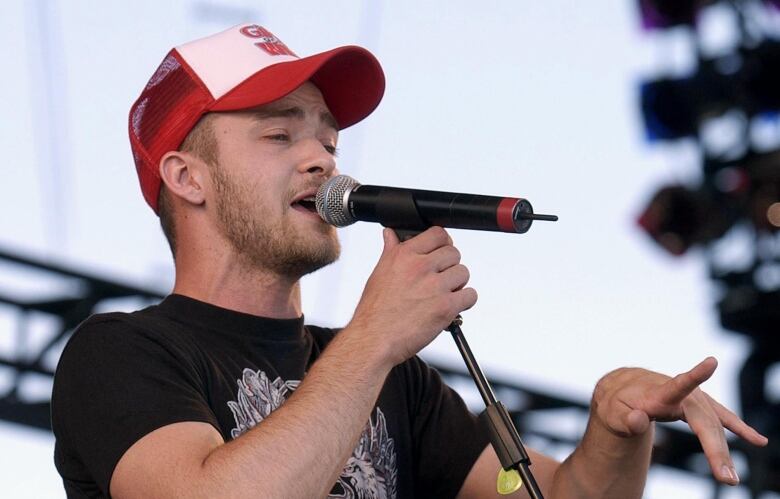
[[214, 138, 296, 211], [244, 171, 295, 215]]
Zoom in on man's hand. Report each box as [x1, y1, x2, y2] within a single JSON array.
[[591, 357, 768, 485], [346, 226, 478, 367]]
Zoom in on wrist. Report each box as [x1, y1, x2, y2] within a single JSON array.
[[583, 407, 655, 461], [335, 321, 398, 373], [554, 401, 654, 499]]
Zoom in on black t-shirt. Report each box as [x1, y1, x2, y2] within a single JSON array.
[[52, 294, 489, 498]]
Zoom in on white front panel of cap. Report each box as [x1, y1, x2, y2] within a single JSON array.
[[175, 24, 298, 99]]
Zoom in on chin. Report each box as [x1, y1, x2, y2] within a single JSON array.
[[307, 234, 341, 272], [284, 248, 340, 279], [274, 229, 341, 279]]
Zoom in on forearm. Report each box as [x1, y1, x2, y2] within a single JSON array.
[[196, 327, 394, 498], [549, 415, 654, 498]]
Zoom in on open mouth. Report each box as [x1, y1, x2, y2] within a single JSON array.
[[292, 196, 318, 214]]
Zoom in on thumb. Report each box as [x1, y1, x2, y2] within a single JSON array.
[[624, 409, 651, 436], [382, 227, 400, 249]]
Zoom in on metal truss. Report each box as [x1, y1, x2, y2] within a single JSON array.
[[0, 246, 776, 496], [0, 247, 161, 430]]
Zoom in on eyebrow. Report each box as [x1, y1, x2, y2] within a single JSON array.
[[249, 106, 339, 131]]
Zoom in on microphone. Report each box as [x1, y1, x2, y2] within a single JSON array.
[[315, 175, 558, 234]]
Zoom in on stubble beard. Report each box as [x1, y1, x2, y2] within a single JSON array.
[[211, 166, 341, 280]]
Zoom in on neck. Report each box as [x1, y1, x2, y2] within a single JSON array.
[[172, 242, 304, 319]]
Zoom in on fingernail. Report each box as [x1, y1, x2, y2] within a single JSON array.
[[721, 465, 739, 484]]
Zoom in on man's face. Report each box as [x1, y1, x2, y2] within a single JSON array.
[[205, 82, 341, 279]]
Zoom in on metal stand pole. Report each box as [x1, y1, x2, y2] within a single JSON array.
[[447, 316, 544, 499]]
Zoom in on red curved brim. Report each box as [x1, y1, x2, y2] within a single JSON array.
[[210, 45, 385, 130]]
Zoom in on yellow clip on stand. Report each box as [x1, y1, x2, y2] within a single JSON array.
[[497, 468, 523, 495]]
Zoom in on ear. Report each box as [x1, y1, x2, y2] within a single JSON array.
[[159, 151, 207, 208]]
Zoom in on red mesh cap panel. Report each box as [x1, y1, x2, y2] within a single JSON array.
[[129, 51, 213, 212]]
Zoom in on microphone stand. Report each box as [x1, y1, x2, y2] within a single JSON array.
[[393, 227, 548, 498], [385, 204, 556, 497], [447, 316, 544, 499]]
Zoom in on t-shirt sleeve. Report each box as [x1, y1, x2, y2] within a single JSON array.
[[51, 314, 219, 496], [403, 356, 490, 498]]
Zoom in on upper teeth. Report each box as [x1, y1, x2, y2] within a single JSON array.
[[302, 196, 315, 202]]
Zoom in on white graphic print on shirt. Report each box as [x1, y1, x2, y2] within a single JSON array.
[[228, 368, 398, 498]]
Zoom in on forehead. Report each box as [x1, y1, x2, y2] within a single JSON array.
[[273, 81, 329, 109]]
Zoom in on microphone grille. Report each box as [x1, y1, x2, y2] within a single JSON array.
[[316, 175, 360, 227]]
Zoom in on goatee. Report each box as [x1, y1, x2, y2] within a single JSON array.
[[211, 166, 340, 279]]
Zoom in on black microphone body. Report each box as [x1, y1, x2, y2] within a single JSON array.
[[349, 184, 533, 233], [316, 176, 553, 234]]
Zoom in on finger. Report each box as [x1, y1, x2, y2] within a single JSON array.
[[452, 287, 478, 312], [598, 401, 649, 437], [705, 393, 769, 447], [683, 394, 739, 485], [426, 245, 461, 272], [382, 227, 400, 250], [439, 264, 470, 292], [660, 357, 717, 405], [403, 226, 452, 254], [624, 409, 651, 435]]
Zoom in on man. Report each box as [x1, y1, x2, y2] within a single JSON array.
[[52, 24, 767, 498]]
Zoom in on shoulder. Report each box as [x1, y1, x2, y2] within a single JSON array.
[[304, 324, 339, 349], [62, 304, 190, 357], [60, 311, 147, 360], [52, 304, 217, 432], [54, 304, 203, 396], [393, 354, 442, 384]]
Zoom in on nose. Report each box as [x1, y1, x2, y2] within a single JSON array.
[[299, 139, 337, 178]]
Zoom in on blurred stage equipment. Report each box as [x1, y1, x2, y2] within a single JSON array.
[[636, 0, 780, 495]]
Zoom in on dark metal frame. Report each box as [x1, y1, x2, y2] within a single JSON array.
[[0, 247, 161, 430]]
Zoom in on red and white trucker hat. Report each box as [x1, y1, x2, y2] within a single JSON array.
[[129, 24, 385, 213]]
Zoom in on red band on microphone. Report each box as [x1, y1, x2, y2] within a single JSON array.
[[497, 198, 518, 232]]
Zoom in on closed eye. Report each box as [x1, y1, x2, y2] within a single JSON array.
[[324, 144, 339, 157], [266, 133, 290, 142]]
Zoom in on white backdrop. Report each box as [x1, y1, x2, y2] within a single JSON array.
[[0, 1, 769, 497]]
